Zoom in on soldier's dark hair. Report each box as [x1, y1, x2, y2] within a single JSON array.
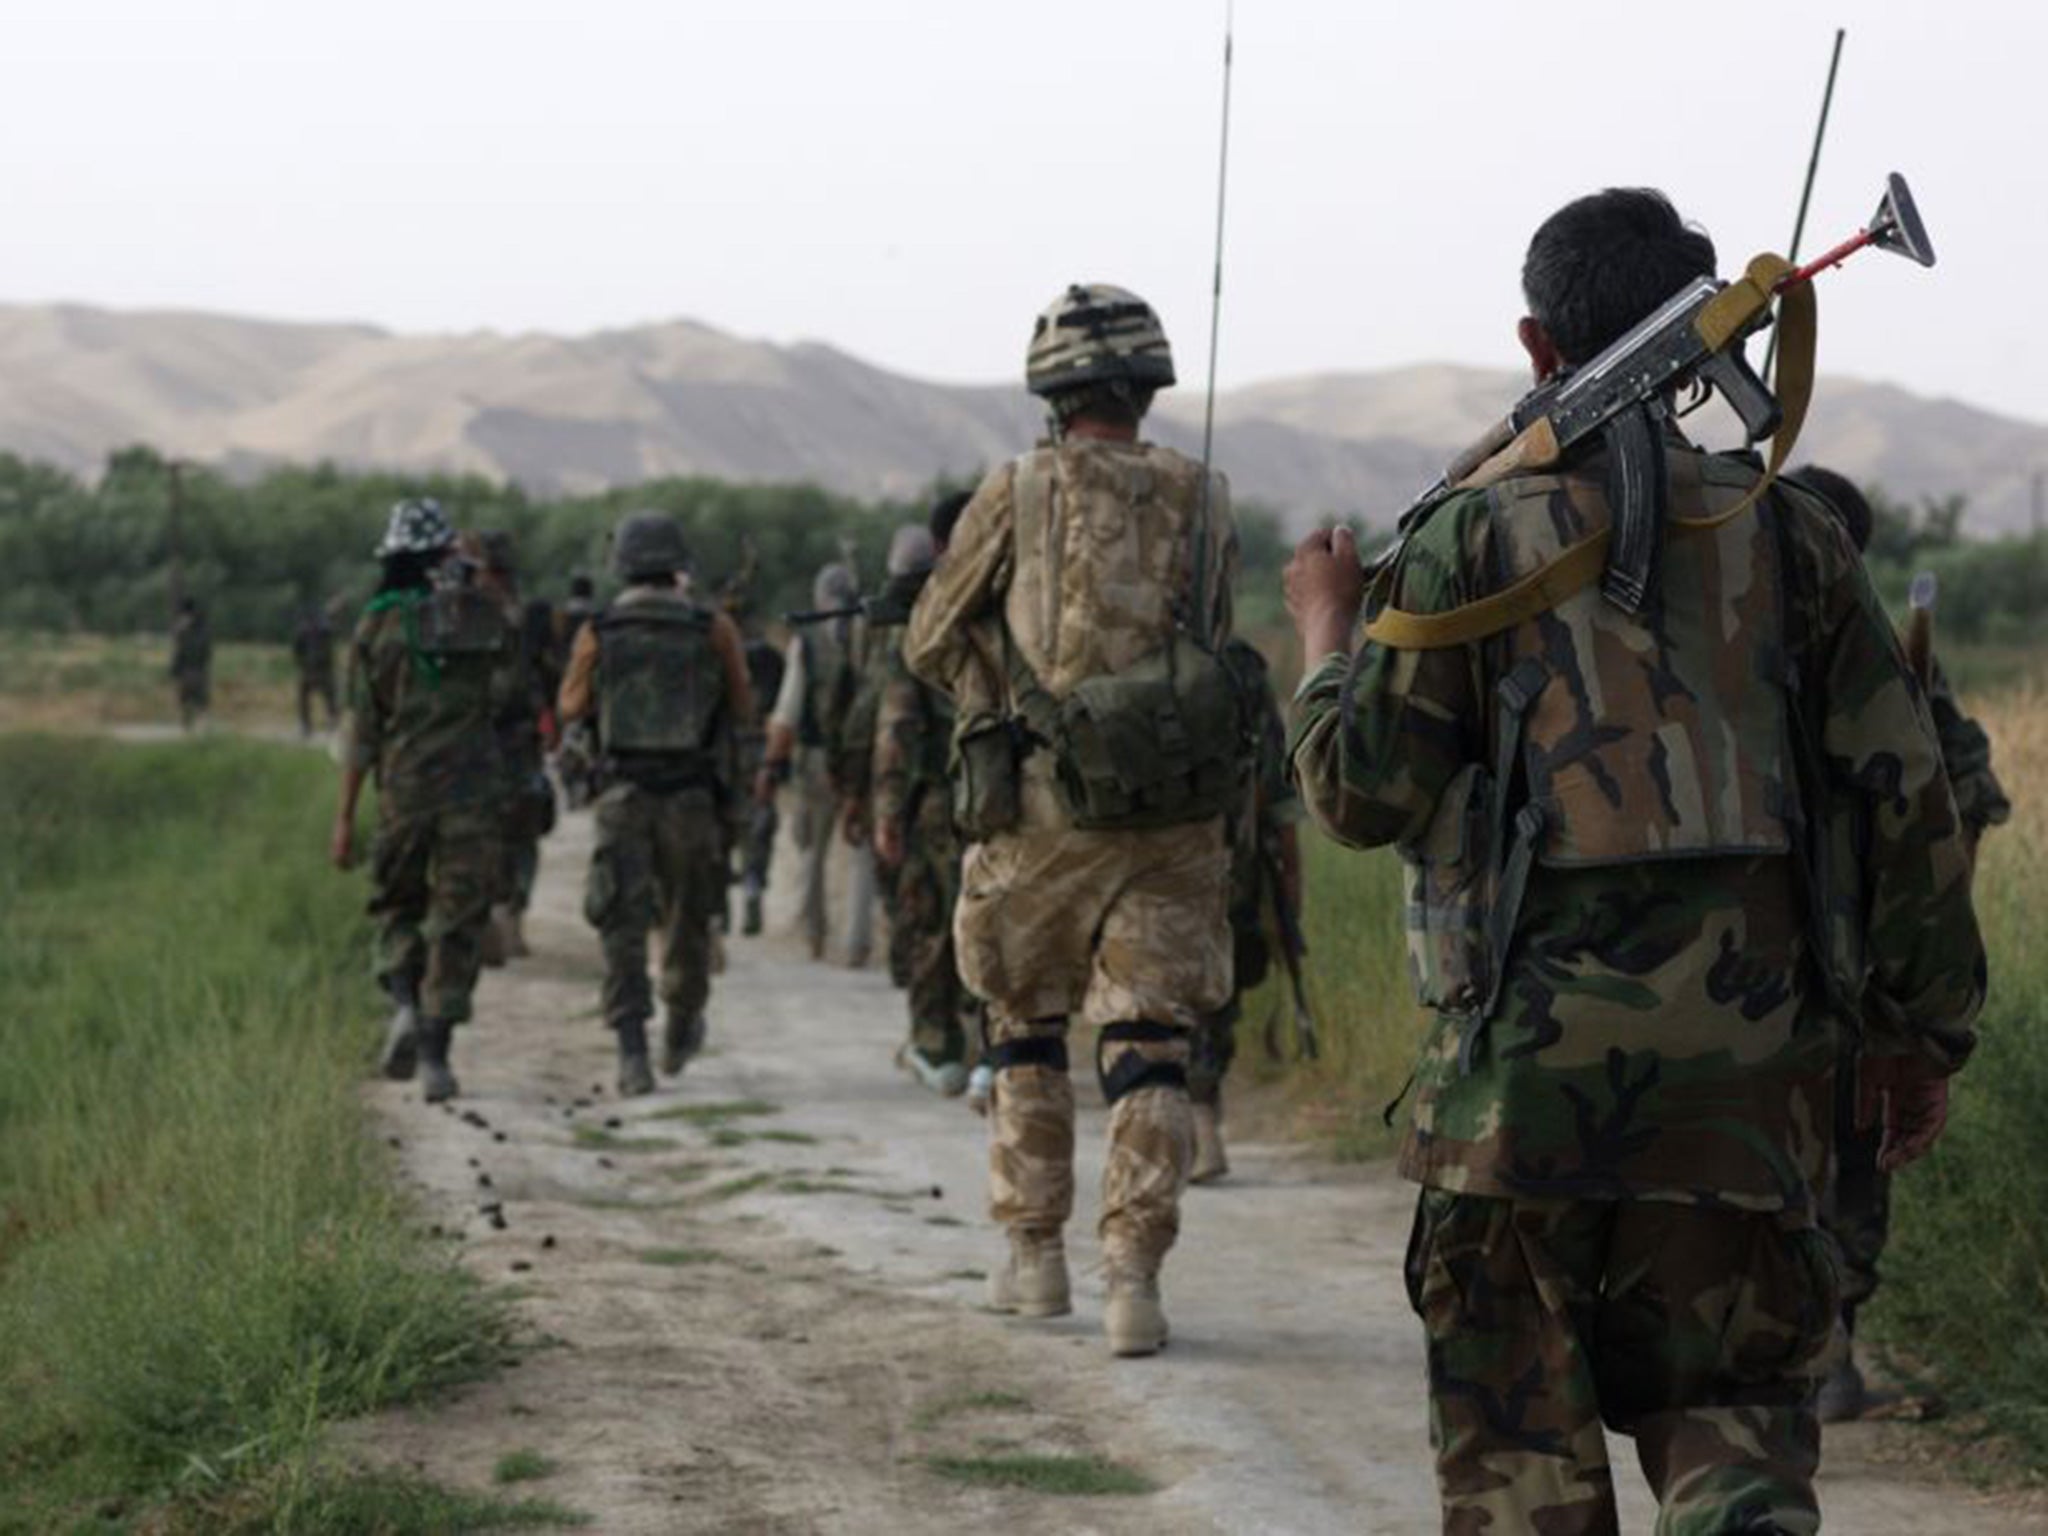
[[1048, 379, 1155, 431], [376, 550, 439, 595], [929, 490, 973, 548], [1522, 189, 1716, 364], [1789, 464, 1874, 553]]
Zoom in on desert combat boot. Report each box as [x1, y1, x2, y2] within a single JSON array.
[[987, 1230, 1071, 1318], [1104, 1264, 1169, 1357]]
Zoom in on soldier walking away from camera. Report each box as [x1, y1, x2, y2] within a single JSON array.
[[873, 500, 975, 1096], [1285, 189, 1985, 1534], [1788, 465, 2012, 1426], [291, 602, 340, 737], [733, 616, 786, 937], [330, 498, 514, 1104], [462, 530, 556, 965], [1188, 636, 1302, 1184], [756, 562, 860, 960], [169, 596, 213, 732], [554, 573, 603, 810], [558, 511, 754, 1096], [907, 284, 1239, 1358]]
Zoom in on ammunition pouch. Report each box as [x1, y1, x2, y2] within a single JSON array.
[[1095, 1021, 1189, 1105], [950, 710, 1026, 842]]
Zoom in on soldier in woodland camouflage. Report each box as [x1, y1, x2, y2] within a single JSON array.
[[169, 597, 213, 732], [873, 501, 975, 1095], [558, 511, 754, 1095], [291, 602, 340, 737], [1286, 191, 1984, 1533], [1188, 637, 1302, 1184], [907, 284, 1237, 1358], [1790, 465, 2012, 1424], [331, 498, 514, 1103]]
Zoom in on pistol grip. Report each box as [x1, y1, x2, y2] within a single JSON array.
[[1700, 346, 1783, 444]]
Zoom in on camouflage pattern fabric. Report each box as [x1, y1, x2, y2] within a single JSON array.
[[586, 782, 725, 1030], [343, 589, 513, 815], [368, 802, 500, 1024], [735, 636, 785, 902], [1289, 450, 1985, 1213], [490, 593, 552, 917], [1407, 1190, 1833, 1536]]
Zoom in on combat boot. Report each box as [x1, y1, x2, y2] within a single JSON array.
[[660, 1009, 706, 1077], [742, 889, 764, 937], [1104, 1264, 1169, 1358], [417, 1020, 459, 1104], [478, 914, 508, 968], [901, 1045, 969, 1098], [616, 1017, 656, 1098], [379, 998, 420, 1081], [964, 1063, 995, 1117], [1189, 1100, 1229, 1185], [987, 1229, 1071, 1318]]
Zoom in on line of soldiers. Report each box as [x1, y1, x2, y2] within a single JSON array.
[[320, 184, 2007, 1534]]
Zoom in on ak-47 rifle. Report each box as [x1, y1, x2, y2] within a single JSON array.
[[784, 567, 931, 629], [1906, 570, 1937, 690], [1261, 834, 1319, 1061], [1370, 176, 1936, 634]]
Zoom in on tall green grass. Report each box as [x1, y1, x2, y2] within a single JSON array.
[[0, 736, 514, 1531], [1873, 682, 2048, 1464]]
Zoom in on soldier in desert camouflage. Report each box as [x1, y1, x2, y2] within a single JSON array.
[[1286, 191, 1984, 1532], [907, 284, 1238, 1357]]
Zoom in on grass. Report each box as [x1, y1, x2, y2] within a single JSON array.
[[1870, 677, 2048, 1471], [649, 1098, 781, 1124], [638, 1247, 726, 1268], [910, 1390, 1030, 1432], [569, 1125, 679, 1154], [0, 630, 301, 731], [492, 1448, 559, 1485], [0, 736, 515, 1531], [229, 1466, 585, 1531], [923, 1453, 1155, 1496], [699, 1172, 776, 1202]]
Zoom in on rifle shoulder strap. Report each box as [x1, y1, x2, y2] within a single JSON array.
[[1363, 253, 1814, 652]]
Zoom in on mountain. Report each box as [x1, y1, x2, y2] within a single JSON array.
[[2, 302, 2042, 536]]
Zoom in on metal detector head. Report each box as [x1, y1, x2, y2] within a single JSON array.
[[1871, 173, 1936, 267]]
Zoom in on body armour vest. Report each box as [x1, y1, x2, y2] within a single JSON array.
[[1400, 449, 1797, 1024], [594, 593, 722, 761]]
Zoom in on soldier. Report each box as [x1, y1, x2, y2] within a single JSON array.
[[557, 511, 754, 1095], [329, 498, 513, 1103], [463, 531, 554, 964], [1284, 189, 1984, 1532], [169, 596, 212, 732], [756, 562, 860, 961], [554, 573, 602, 810], [734, 626, 786, 936], [1789, 465, 2012, 1423], [873, 501, 973, 1095], [291, 602, 340, 737], [1187, 636, 1302, 1184], [906, 284, 1238, 1358]]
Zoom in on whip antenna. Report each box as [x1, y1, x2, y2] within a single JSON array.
[[1765, 27, 1845, 386], [1197, 1, 1235, 520]]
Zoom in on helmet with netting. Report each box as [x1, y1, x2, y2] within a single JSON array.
[[1024, 283, 1176, 400], [374, 496, 455, 558]]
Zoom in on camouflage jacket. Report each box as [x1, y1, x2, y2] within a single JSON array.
[[872, 624, 954, 832], [1290, 449, 1985, 1213], [904, 438, 1238, 828], [1927, 662, 2012, 840], [344, 586, 516, 816], [1222, 637, 1300, 918]]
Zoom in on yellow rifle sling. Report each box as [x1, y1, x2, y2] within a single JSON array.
[[1362, 253, 1815, 652]]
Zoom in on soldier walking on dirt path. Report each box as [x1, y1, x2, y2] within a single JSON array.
[[907, 283, 1239, 1359], [557, 511, 754, 1096], [169, 596, 212, 732], [872, 500, 975, 1097], [1285, 190, 1986, 1534], [330, 497, 515, 1104], [1789, 465, 2013, 1426], [1187, 636, 1302, 1185]]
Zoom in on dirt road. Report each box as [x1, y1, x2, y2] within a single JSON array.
[[360, 808, 2041, 1534]]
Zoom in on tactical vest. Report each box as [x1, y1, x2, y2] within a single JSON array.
[[1002, 445, 1241, 832], [797, 623, 854, 750], [1399, 451, 1797, 1034], [594, 594, 723, 764]]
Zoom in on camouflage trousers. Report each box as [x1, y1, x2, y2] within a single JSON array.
[[957, 817, 1230, 1272], [1189, 902, 1272, 1105], [368, 801, 500, 1025], [788, 747, 836, 957], [1406, 1190, 1836, 1536], [897, 792, 968, 1066], [1823, 1047, 1889, 1317], [586, 782, 724, 1031]]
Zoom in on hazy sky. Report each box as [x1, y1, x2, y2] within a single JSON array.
[[7, 0, 2043, 421]]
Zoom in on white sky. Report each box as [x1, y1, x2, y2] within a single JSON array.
[[6, 0, 2042, 421]]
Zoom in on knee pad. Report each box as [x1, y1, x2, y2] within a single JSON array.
[[1096, 1021, 1189, 1105], [984, 1036, 1069, 1074]]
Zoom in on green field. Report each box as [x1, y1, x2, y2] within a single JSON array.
[[0, 737, 544, 1533]]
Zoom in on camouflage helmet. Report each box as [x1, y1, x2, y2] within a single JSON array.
[[611, 510, 689, 581], [812, 562, 857, 610], [1024, 283, 1176, 400], [375, 496, 455, 558]]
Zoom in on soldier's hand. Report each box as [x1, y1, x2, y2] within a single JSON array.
[[328, 816, 356, 871], [875, 816, 905, 869], [1285, 525, 1367, 661], [1858, 1054, 1952, 1172]]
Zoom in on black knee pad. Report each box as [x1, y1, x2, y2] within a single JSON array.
[[984, 1036, 1069, 1074], [1095, 1020, 1189, 1105]]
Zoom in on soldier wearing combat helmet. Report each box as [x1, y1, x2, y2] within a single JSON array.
[[557, 510, 755, 1094], [907, 283, 1239, 1357], [1285, 190, 1984, 1531]]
